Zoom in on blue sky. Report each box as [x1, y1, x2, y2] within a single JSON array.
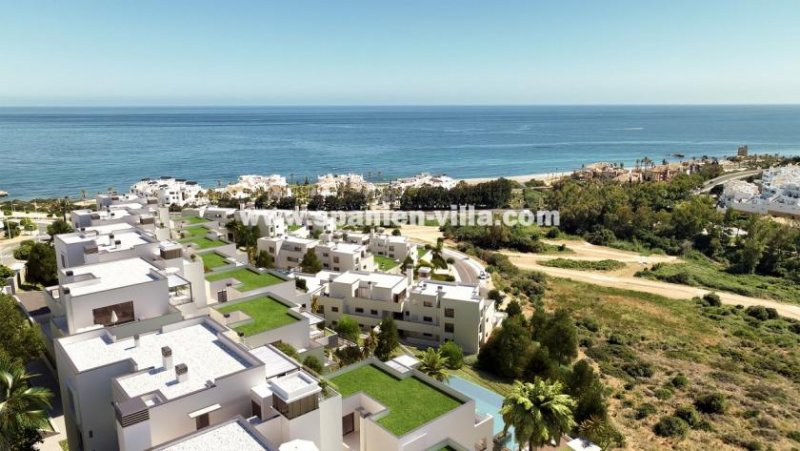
[[1, 0, 798, 105]]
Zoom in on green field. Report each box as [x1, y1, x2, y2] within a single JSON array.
[[417, 247, 428, 258], [201, 252, 228, 269], [636, 256, 800, 304], [215, 296, 297, 336], [183, 237, 227, 249], [183, 216, 208, 225], [205, 267, 284, 291], [330, 364, 463, 436], [181, 226, 209, 238], [374, 255, 399, 271], [540, 258, 625, 271]]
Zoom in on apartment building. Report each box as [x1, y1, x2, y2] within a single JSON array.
[[55, 224, 161, 270], [55, 317, 343, 451], [130, 177, 207, 207], [257, 236, 374, 272], [215, 174, 292, 201], [318, 271, 497, 354], [313, 173, 374, 197], [234, 209, 288, 239]]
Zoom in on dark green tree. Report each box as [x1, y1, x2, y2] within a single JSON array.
[[375, 317, 399, 361], [300, 248, 323, 273], [24, 243, 57, 287]]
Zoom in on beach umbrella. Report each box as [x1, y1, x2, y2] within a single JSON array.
[[279, 439, 318, 451]]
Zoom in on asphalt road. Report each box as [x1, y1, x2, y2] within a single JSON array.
[[694, 168, 762, 194], [442, 248, 483, 284]]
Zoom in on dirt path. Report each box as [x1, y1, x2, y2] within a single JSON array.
[[509, 255, 800, 321], [400, 224, 444, 245]]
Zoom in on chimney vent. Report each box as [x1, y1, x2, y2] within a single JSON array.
[[175, 363, 188, 383], [65, 270, 74, 277], [161, 346, 173, 369], [133, 334, 140, 347]]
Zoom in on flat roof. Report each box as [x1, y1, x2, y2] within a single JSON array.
[[333, 271, 406, 289], [61, 322, 252, 400], [156, 418, 271, 451], [323, 242, 364, 254], [61, 257, 160, 296], [411, 280, 479, 302], [249, 346, 299, 379]]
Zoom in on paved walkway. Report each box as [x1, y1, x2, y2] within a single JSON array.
[[26, 358, 66, 451]]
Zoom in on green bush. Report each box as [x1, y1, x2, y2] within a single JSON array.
[[653, 416, 689, 437], [702, 292, 722, 307], [303, 355, 324, 374], [675, 406, 701, 427], [787, 430, 800, 442], [745, 305, 779, 321], [439, 341, 464, 369], [623, 362, 654, 379], [274, 342, 299, 360], [634, 403, 657, 420], [654, 388, 673, 400], [695, 392, 727, 414], [670, 374, 689, 389]]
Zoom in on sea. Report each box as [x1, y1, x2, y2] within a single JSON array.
[[1, 105, 800, 200]]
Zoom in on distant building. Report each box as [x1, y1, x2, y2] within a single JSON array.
[[130, 177, 207, 207], [738, 145, 749, 157]]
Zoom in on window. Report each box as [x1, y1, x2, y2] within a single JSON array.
[[371, 309, 378, 315], [318, 306, 324, 314], [92, 301, 135, 326], [323, 253, 329, 257], [445, 323, 454, 333], [273, 394, 319, 420], [444, 308, 455, 318], [331, 306, 339, 313], [423, 301, 434, 308], [195, 413, 210, 430], [355, 307, 364, 314], [423, 316, 433, 323], [251, 401, 262, 419], [333, 256, 340, 263], [269, 247, 275, 253]]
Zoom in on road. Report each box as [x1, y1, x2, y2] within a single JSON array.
[[443, 248, 483, 284], [507, 248, 800, 321], [694, 168, 762, 194]]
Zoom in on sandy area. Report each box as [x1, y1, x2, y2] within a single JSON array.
[[399, 224, 444, 245], [457, 171, 571, 185]]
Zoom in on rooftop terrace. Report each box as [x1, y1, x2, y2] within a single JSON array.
[[61, 321, 253, 400], [205, 268, 285, 292], [215, 296, 298, 336], [155, 418, 270, 451], [60, 257, 160, 296], [330, 364, 463, 436]]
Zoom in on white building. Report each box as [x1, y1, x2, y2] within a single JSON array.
[[719, 180, 760, 207], [313, 174, 374, 197], [235, 209, 288, 239], [317, 271, 497, 354], [55, 317, 342, 451], [390, 173, 458, 192], [257, 237, 374, 273], [721, 165, 800, 217], [336, 230, 417, 266], [130, 177, 207, 207], [217, 175, 292, 201]]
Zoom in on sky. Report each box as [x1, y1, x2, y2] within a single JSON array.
[[1, 0, 799, 106]]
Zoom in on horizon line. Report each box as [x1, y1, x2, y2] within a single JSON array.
[[1, 102, 800, 108]]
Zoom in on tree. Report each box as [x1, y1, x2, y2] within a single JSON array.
[[478, 317, 534, 379], [0, 294, 44, 365], [24, 243, 57, 287], [12, 241, 35, 261], [539, 308, 578, 365], [375, 317, 399, 361], [579, 416, 624, 450], [46, 218, 73, 239], [439, 341, 464, 369], [505, 299, 522, 317], [334, 315, 360, 343], [0, 358, 52, 451], [300, 248, 323, 273], [501, 379, 576, 451], [254, 251, 274, 269], [418, 348, 449, 382]]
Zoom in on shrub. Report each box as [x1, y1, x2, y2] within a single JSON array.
[[634, 403, 657, 420], [654, 388, 673, 400], [487, 289, 502, 302], [578, 317, 600, 332], [745, 305, 779, 321], [607, 333, 628, 345], [653, 416, 689, 437], [702, 292, 722, 307], [670, 374, 689, 389], [303, 355, 324, 374], [295, 278, 308, 291], [787, 430, 800, 442], [545, 228, 559, 239], [439, 341, 464, 369], [675, 406, 701, 427], [623, 362, 654, 379], [695, 392, 727, 414], [274, 342, 299, 360]]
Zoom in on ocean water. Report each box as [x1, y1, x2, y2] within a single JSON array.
[[1, 105, 800, 200]]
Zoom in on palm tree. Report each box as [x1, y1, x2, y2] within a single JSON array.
[[0, 360, 52, 450], [418, 348, 449, 382], [501, 379, 576, 451]]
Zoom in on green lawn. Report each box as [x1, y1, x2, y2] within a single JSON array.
[[540, 258, 625, 271], [330, 364, 463, 436], [374, 255, 399, 271], [181, 226, 209, 238], [288, 224, 303, 231], [201, 252, 228, 269], [205, 267, 285, 291], [183, 216, 208, 225], [182, 237, 227, 249], [417, 247, 429, 258], [215, 296, 297, 336]]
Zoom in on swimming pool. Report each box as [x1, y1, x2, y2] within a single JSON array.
[[446, 375, 512, 442]]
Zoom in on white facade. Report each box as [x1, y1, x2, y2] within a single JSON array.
[[314, 174, 375, 197], [235, 209, 288, 239], [390, 172, 457, 192], [216, 175, 292, 201], [258, 237, 374, 272], [721, 165, 800, 217], [130, 177, 207, 207], [318, 271, 496, 354]]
